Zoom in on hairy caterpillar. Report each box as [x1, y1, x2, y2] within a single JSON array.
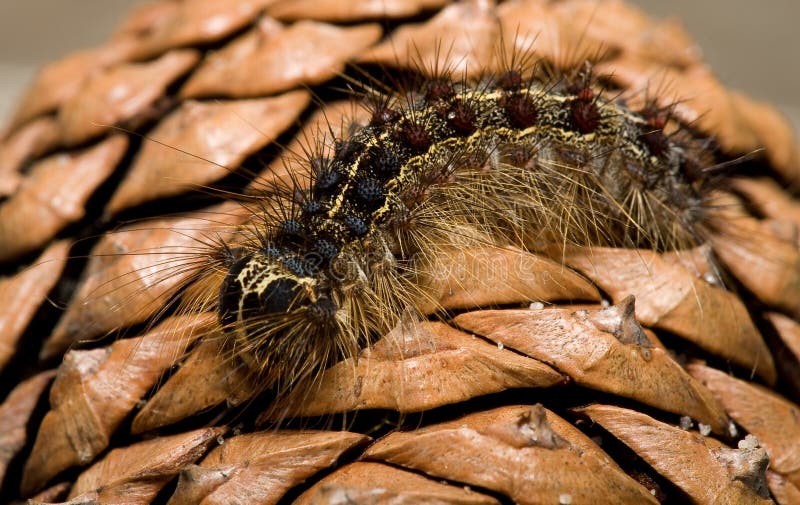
[[143, 56, 734, 420]]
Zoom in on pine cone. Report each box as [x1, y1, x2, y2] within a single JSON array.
[[1, 1, 799, 503]]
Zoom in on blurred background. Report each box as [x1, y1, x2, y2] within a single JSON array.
[[0, 0, 798, 129]]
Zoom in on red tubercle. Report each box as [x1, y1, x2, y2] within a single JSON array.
[[570, 91, 601, 134], [399, 120, 433, 153], [577, 87, 594, 102], [502, 92, 538, 128]]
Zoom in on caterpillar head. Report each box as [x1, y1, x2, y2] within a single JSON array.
[[217, 249, 340, 384]]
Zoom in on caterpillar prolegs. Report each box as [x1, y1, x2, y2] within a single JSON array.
[[191, 60, 728, 408]]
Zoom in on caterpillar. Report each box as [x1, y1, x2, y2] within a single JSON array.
[[154, 58, 732, 418]]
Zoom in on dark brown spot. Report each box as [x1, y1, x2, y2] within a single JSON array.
[[310, 157, 329, 173], [391, 208, 417, 232], [570, 89, 600, 134], [640, 128, 670, 157], [425, 79, 455, 102], [503, 93, 538, 128], [637, 109, 671, 156], [646, 114, 667, 130], [447, 100, 477, 135], [638, 103, 668, 128], [400, 122, 432, 153], [422, 164, 453, 185], [497, 70, 523, 90]]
